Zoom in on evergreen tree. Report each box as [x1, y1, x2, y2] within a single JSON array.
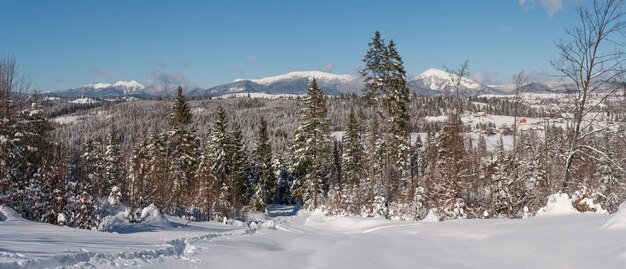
[[251, 117, 275, 211], [384, 40, 411, 198], [145, 131, 168, 208], [168, 87, 198, 214], [229, 122, 248, 210], [208, 107, 231, 215], [341, 108, 364, 188], [433, 114, 467, 219], [170, 86, 192, 126], [275, 158, 294, 205], [81, 140, 105, 198], [128, 135, 149, 208], [291, 79, 331, 209], [360, 31, 388, 102], [491, 136, 513, 218], [195, 142, 217, 220], [103, 125, 124, 201]]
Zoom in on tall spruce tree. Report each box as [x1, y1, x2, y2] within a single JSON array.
[[103, 125, 124, 201], [170, 86, 192, 126], [251, 117, 276, 211], [229, 122, 248, 210], [168, 86, 198, 213], [384, 39, 411, 199], [207, 107, 231, 216], [341, 108, 364, 189], [433, 113, 467, 219], [291, 79, 331, 209]]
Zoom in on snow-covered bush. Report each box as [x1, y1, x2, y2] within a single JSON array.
[[372, 194, 388, 218], [422, 209, 440, 222], [536, 193, 578, 216], [572, 188, 608, 214]]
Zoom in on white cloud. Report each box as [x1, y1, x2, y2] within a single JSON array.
[[92, 68, 113, 80], [318, 62, 336, 72], [470, 70, 503, 85], [146, 69, 196, 89], [519, 0, 563, 17]]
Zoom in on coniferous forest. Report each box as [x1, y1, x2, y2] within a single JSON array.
[[2, 2, 626, 233]]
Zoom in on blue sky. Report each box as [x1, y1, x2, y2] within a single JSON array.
[[1, 0, 588, 90]]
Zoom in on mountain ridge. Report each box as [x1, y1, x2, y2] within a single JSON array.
[[48, 68, 513, 99]]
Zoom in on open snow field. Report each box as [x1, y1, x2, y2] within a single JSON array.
[[4, 205, 626, 268]]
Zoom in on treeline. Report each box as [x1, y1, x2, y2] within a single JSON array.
[[2, 28, 626, 229]]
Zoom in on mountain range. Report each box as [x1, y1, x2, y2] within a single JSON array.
[[48, 68, 554, 99]]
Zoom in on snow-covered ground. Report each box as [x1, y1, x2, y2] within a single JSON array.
[[3, 205, 626, 268]]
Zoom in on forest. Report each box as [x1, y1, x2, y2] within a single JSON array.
[[1, 0, 626, 232]]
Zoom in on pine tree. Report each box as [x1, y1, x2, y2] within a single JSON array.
[[360, 32, 392, 216], [491, 136, 513, 217], [103, 125, 124, 201], [17, 97, 56, 221], [291, 79, 331, 209], [251, 117, 276, 211], [170, 86, 192, 126], [275, 158, 294, 205], [167, 87, 198, 214], [195, 142, 217, 220], [145, 131, 168, 208], [360, 31, 388, 102], [433, 114, 467, 219], [128, 135, 149, 209], [342, 108, 364, 188], [229, 122, 248, 210], [207, 107, 231, 216], [384, 40, 411, 198], [81, 140, 105, 198]]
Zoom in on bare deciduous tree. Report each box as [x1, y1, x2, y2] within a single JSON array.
[[444, 60, 470, 115], [512, 71, 528, 156], [551, 0, 626, 190], [0, 54, 30, 119]]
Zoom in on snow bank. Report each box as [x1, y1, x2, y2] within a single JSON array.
[[100, 204, 175, 233], [0, 206, 24, 222], [536, 193, 578, 216], [140, 204, 172, 227], [604, 202, 626, 229], [303, 208, 391, 232]]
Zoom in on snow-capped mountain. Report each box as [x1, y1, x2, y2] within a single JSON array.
[[189, 71, 363, 97], [409, 68, 502, 96], [49, 69, 517, 99], [112, 80, 145, 91], [49, 80, 156, 98]]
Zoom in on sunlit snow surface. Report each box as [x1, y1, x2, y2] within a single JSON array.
[[2, 205, 625, 268]]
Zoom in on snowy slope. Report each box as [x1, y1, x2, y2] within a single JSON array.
[[3, 204, 626, 269], [0, 206, 245, 268], [239, 71, 355, 86], [192, 71, 363, 97]]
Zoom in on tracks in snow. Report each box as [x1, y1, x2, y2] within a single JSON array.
[[2, 230, 248, 269]]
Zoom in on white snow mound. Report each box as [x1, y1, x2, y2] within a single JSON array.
[[0, 206, 24, 222], [604, 202, 626, 229], [536, 193, 578, 216], [140, 204, 170, 226], [422, 209, 440, 222]]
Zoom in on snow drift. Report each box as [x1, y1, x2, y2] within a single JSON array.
[[99, 204, 175, 233], [0, 206, 24, 222], [604, 202, 626, 229]]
